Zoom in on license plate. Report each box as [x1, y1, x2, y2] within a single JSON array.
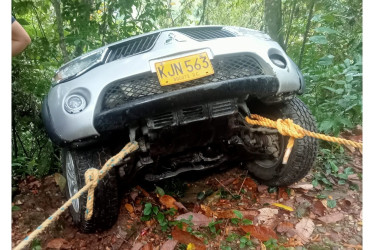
[[155, 52, 214, 86]]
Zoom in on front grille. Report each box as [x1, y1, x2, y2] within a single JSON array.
[[181, 106, 205, 122], [147, 112, 175, 129], [212, 100, 236, 116], [172, 27, 235, 41], [146, 100, 236, 129], [106, 33, 159, 63], [102, 54, 264, 111]]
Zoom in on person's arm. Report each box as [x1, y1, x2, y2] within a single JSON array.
[[12, 20, 31, 56]]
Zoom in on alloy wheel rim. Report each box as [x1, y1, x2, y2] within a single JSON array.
[[66, 152, 79, 213]]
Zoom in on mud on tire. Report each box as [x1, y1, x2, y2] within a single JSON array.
[[246, 97, 318, 186], [62, 147, 119, 233]]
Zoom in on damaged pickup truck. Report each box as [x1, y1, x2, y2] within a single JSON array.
[[42, 26, 318, 232]]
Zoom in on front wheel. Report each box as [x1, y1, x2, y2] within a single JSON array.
[[246, 97, 318, 186], [62, 147, 120, 232]]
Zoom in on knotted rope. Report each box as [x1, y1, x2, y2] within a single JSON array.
[[245, 114, 362, 164], [14, 141, 139, 250]]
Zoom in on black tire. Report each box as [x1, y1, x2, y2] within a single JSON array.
[[62, 147, 120, 233], [246, 97, 318, 186]]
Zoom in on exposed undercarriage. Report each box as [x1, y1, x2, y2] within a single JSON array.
[[119, 99, 283, 182]]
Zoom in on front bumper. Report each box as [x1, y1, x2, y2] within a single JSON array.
[[42, 28, 303, 146], [42, 75, 279, 146]]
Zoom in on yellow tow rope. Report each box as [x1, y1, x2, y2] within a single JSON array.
[[245, 114, 362, 164]]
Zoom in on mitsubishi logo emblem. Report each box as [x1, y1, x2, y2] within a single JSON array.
[[165, 32, 187, 45]]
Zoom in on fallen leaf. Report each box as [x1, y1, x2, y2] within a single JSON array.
[[311, 200, 326, 216], [46, 238, 72, 249], [175, 212, 212, 227], [201, 205, 258, 219], [141, 243, 153, 250], [240, 225, 278, 241], [130, 190, 139, 201], [311, 234, 321, 242], [171, 228, 206, 249], [327, 232, 342, 242], [222, 177, 237, 186], [241, 210, 259, 220], [281, 237, 303, 247], [256, 208, 278, 226], [131, 242, 144, 250], [200, 205, 214, 217], [276, 222, 294, 233], [348, 174, 360, 180], [278, 187, 289, 200], [54, 173, 66, 193], [28, 180, 41, 189], [187, 243, 195, 250], [160, 240, 178, 250], [160, 195, 178, 209], [318, 212, 344, 224], [272, 203, 293, 211], [243, 177, 257, 190], [257, 185, 268, 193], [342, 243, 363, 249], [136, 185, 150, 197], [321, 199, 328, 208], [289, 183, 314, 190], [174, 201, 188, 212], [260, 242, 266, 250], [295, 218, 315, 243], [125, 203, 134, 213]]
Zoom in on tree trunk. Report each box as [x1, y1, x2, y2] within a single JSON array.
[[284, 0, 297, 51], [12, 111, 18, 158], [199, 0, 208, 25], [264, 0, 285, 49], [52, 0, 70, 63], [298, 0, 315, 68]]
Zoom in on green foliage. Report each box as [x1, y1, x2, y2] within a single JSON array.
[[239, 234, 253, 248], [171, 215, 194, 231], [226, 233, 240, 242], [327, 199, 337, 208], [208, 219, 223, 235], [231, 210, 253, 226], [268, 187, 278, 193], [12, 205, 21, 211], [31, 239, 42, 250], [263, 238, 284, 250], [197, 189, 214, 201], [141, 202, 175, 232], [155, 186, 165, 196], [312, 146, 356, 188]]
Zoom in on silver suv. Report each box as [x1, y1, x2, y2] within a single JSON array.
[[42, 25, 317, 232]]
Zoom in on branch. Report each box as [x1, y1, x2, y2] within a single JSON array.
[[298, 0, 315, 68], [15, 130, 30, 158], [51, 0, 70, 63]]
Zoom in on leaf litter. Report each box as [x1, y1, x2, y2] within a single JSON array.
[[12, 160, 362, 249]]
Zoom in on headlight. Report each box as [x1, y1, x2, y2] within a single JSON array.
[[223, 26, 272, 40], [52, 48, 107, 85]]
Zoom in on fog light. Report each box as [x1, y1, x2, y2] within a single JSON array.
[[64, 94, 87, 114], [269, 54, 287, 69]]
